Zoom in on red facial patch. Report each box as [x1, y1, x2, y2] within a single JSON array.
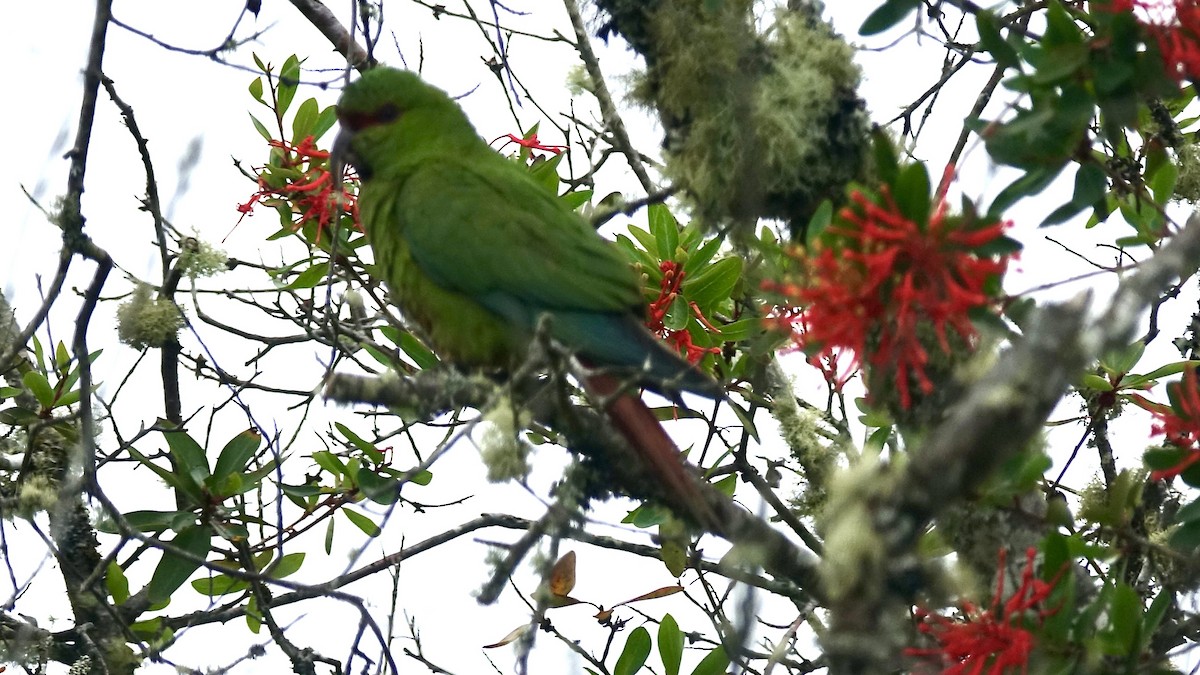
[[339, 103, 402, 131]]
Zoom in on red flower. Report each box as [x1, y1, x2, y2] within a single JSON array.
[[646, 261, 720, 364], [236, 135, 360, 240], [768, 184, 1011, 408], [1109, 0, 1200, 81], [907, 547, 1061, 675], [1149, 368, 1200, 479], [494, 132, 568, 157]]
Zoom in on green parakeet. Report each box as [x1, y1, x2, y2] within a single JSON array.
[[333, 67, 720, 525]]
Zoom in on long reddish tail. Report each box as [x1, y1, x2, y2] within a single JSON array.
[[585, 373, 717, 530]]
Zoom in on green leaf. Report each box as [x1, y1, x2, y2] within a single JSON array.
[[859, 0, 919, 36], [246, 594, 262, 633], [865, 426, 891, 454], [106, 562, 130, 604], [356, 467, 401, 505], [689, 645, 729, 675], [527, 152, 564, 194], [1080, 373, 1113, 391], [235, 458, 280, 495], [1107, 582, 1140, 654], [990, 165, 1064, 215], [53, 341, 69, 374], [343, 509, 381, 537], [1102, 341, 1145, 376], [976, 10, 1019, 69], [616, 233, 660, 271], [250, 114, 273, 142], [31, 335, 46, 372], [22, 371, 53, 409], [398, 331, 440, 369], [336, 422, 383, 463], [1142, 589, 1172, 651], [1032, 43, 1089, 84], [1122, 360, 1200, 388], [893, 162, 932, 226], [212, 429, 262, 484], [726, 400, 760, 442], [1149, 155, 1180, 207], [658, 615, 684, 675], [1145, 446, 1186, 472], [682, 235, 723, 279], [614, 626, 652, 675], [665, 295, 690, 331], [286, 263, 329, 290], [713, 474, 736, 497], [312, 105, 339, 142], [161, 424, 211, 485], [1169, 519, 1200, 551], [269, 552, 306, 579], [561, 188, 594, 211], [127, 446, 205, 507], [312, 450, 346, 476], [626, 225, 657, 254], [1174, 496, 1200, 524], [805, 199, 834, 247], [280, 482, 323, 499], [123, 510, 193, 533], [148, 524, 213, 604], [1074, 163, 1108, 207], [715, 318, 760, 342], [1043, 0, 1084, 46], [682, 257, 741, 310], [649, 204, 679, 262], [291, 97, 319, 144], [394, 466, 432, 486], [61, 347, 102, 392], [249, 77, 264, 104], [191, 571, 248, 597], [53, 388, 81, 409], [277, 55, 301, 116]]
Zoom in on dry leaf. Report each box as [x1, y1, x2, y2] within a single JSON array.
[[547, 594, 583, 609], [483, 623, 530, 649], [548, 550, 576, 596]]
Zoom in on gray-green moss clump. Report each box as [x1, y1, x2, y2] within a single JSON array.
[[116, 284, 184, 350], [597, 1, 870, 232]]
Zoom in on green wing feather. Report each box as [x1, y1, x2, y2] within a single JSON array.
[[398, 158, 640, 318]]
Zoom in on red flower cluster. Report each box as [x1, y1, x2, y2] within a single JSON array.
[[494, 131, 568, 158], [908, 548, 1061, 675], [1110, 0, 1200, 81], [236, 135, 359, 240], [1149, 368, 1200, 479], [646, 261, 721, 364], [769, 187, 1011, 409]]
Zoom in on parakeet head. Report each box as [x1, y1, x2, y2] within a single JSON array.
[[333, 67, 479, 181]]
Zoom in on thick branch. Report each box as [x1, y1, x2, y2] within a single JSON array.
[[288, 0, 372, 72]]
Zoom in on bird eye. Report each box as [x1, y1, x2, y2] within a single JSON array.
[[374, 103, 401, 123]]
